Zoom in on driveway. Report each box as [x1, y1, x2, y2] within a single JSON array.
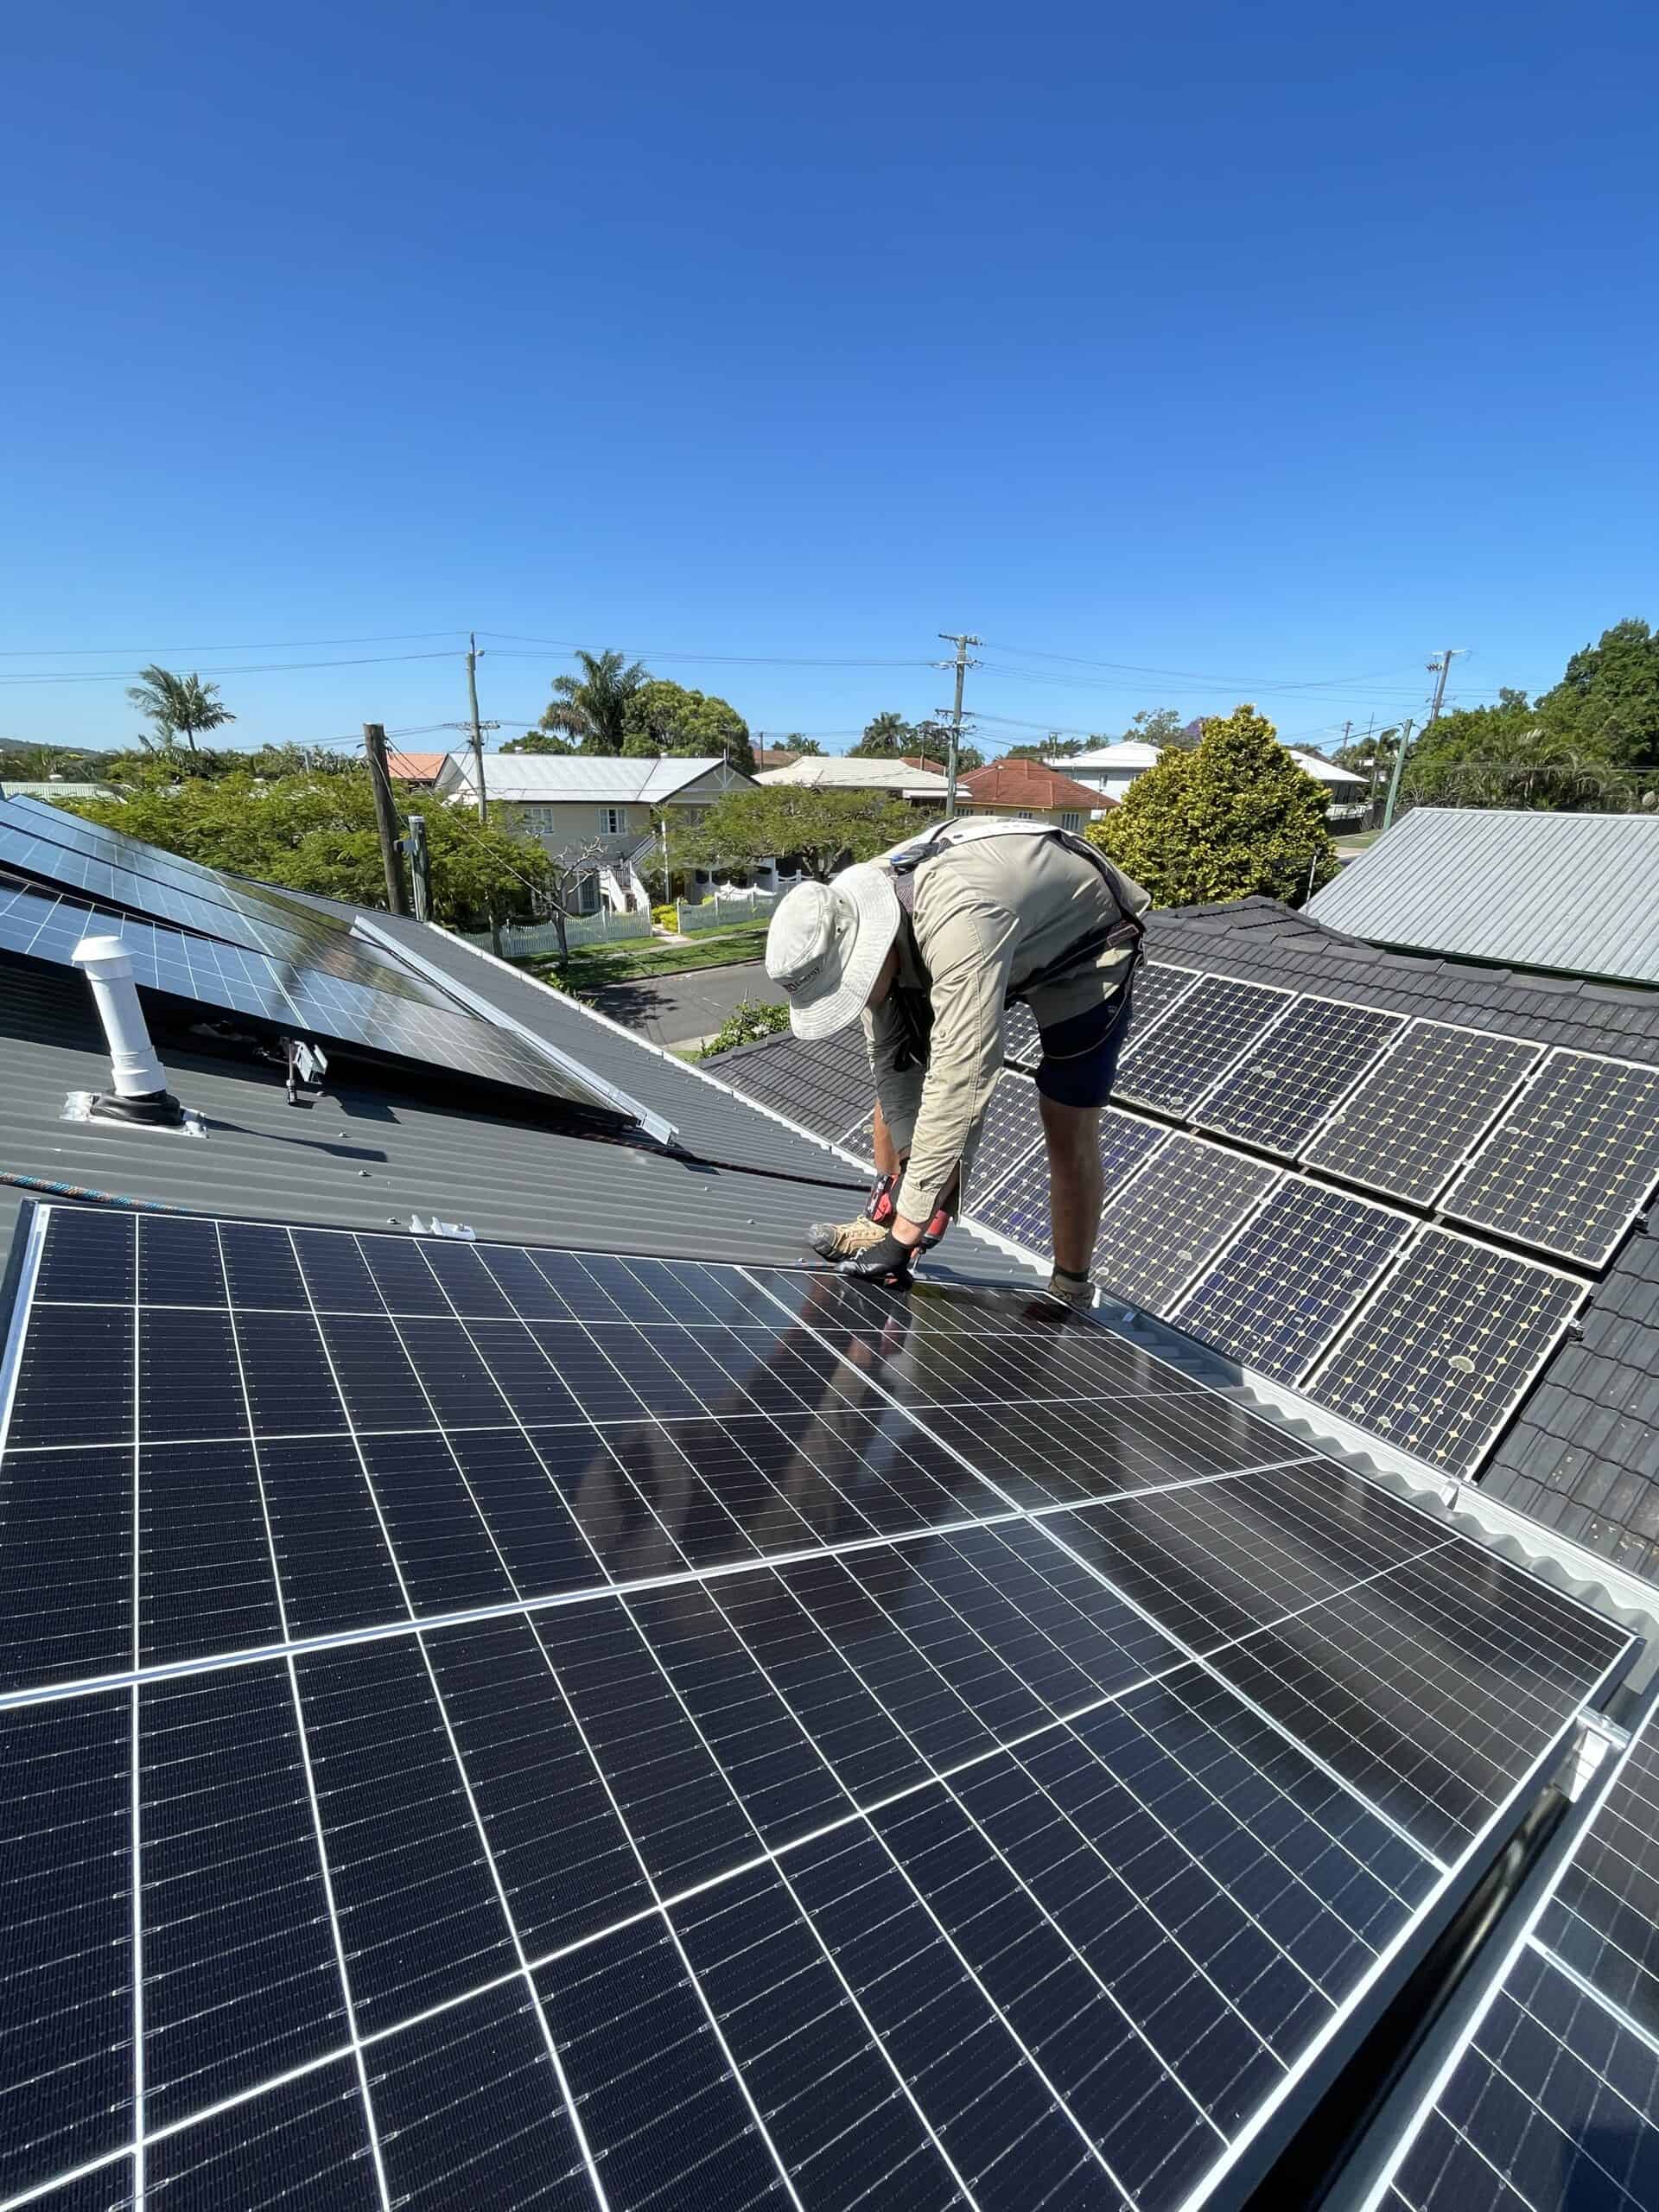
[[588, 960, 786, 1048]]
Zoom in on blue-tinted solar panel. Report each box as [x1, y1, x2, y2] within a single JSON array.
[[1440, 1048, 1659, 1268], [1196, 995, 1405, 1158], [1115, 973, 1294, 1116], [1093, 1134, 1280, 1313], [1003, 999, 1041, 1068], [1304, 1021, 1542, 1205], [1305, 1227, 1586, 1476], [1171, 1179, 1415, 1385], [970, 1107, 1167, 1261], [965, 1071, 1046, 1207]]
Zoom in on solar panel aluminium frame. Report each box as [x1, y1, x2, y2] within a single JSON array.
[[353, 918, 677, 1146], [1300, 1016, 1546, 1201], [1436, 1041, 1659, 1271], [1300, 1221, 1592, 1483], [0, 1203, 1640, 2212], [1114, 970, 1301, 1122], [1166, 1177, 1421, 1389], [1092, 1129, 1286, 1313], [1190, 988, 1414, 1162]]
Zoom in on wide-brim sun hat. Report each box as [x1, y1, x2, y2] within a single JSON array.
[[765, 865, 901, 1039]]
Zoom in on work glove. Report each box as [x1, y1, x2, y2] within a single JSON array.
[[838, 1230, 918, 1287]]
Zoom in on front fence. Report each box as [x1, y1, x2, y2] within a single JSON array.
[[461, 909, 652, 957]]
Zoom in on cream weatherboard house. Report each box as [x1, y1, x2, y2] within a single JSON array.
[[437, 753, 754, 912]]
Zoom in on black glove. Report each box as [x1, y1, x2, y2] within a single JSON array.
[[839, 1230, 918, 1286]]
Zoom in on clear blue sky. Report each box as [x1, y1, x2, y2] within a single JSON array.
[[3, 1, 1654, 760]]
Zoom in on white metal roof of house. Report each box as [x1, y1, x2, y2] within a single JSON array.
[[755, 756, 950, 797], [1052, 742, 1163, 771], [442, 754, 745, 804], [1309, 805, 1659, 984], [0, 779, 118, 800], [1287, 748, 1366, 786]]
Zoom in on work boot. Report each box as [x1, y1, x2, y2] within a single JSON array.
[[809, 1216, 891, 1262], [1043, 1268, 1096, 1313]]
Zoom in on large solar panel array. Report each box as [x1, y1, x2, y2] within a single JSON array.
[[0, 1205, 1635, 2212], [963, 1070, 1046, 1208], [1171, 1179, 1415, 1388], [1440, 1048, 1659, 1268], [1303, 1021, 1543, 1205], [1195, 995, 1406, 1158], [973, 1107, 1168, 1262], [1371, 1700, 1659, 2211], [1093, 1135, 1280, 1313], [1114, 973, 1294, 1116]]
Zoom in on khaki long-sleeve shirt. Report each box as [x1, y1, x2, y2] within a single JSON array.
[[862, 825, 1146, 1222]]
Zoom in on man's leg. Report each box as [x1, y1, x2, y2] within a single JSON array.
[[873, 1099, 900, 1179], [1039, 1095, 1103, 1278]]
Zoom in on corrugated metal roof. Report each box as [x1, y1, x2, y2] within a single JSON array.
[[1309, 807, 1659, 985], [442, 754, 740, 803], [755, 758, 950, 798]]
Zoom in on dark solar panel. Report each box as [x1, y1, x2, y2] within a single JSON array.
[[1002, 999, 1041, 1067], [1440, 1048, 1659, 1268], [0, 875, 619, 1112], [1537, 1707, 1659, 2043], [0, 1203, 1636, 2212], [971, 1106, 1167, 1260], [1004, 963, 1194, 1077], [1195, 995, 1406, 1158], [1303, 1021, 1542, 1205], [1093, 1135, 1281, 1313], [1114, 973, 1294, 1116], [1305, 1228, 1586, 1476], [1171, 1179, 1415, 1385], [964, 1071, 1045, 1208]]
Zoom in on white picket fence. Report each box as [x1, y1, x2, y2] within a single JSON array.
[[676, 887, 782, 932], [461, 909, 652, 957]]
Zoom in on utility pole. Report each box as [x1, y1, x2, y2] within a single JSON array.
[[363, 724, 409, 916], [1381, 717, 1416, 832], [1424, 647, 1466, 731], [464, 634, 503, 956], [403, 813, 431, 923], [1340, 720, 1352, 753], [936, 632, 981, 821]]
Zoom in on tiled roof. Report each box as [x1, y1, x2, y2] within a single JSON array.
[[385, 750, 448, 782], [961, 757, 1110, 810]]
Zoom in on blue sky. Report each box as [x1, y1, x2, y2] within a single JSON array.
[[3, 1, 1654, 759]]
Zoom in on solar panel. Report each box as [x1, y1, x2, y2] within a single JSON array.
[[1195, 995, 1406, 1158], [1170, 1179, 1415, 1385], [971, 1105, 1168, 1260], [1114, 972, 1294, 1116], [0, 1203, 1637, 2212], [1303, 1020, 1542, 1206], [1003, 963, 1195, 1076], [1002, 999, 1041, 1067], [0, 874, 624, 1114], [1537, 1700, 1659, 2041], [964, 1071, 1046, 1207], [1304, 1227, 1586, 1477], [1093, 1134, 1281, 1313], [1440, 1047, 1659, 1268]]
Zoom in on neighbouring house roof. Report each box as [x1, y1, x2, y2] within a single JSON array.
[[960, 757, 1112, 812], [1054, 742, 1164, 772], [755, 756, 951, 798], [752, 746, 803, 771], [1310, 807, 1659, 986], [442, 753, 750, 804], [0, 780, 118, 801], [1287, 748, 1367, 786], [385, 750, 448, 785]]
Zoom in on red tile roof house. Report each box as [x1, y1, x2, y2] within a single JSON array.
[[958, 755, 1116, 827]]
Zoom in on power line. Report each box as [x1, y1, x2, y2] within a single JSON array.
[[0, 631, 467, 658], [0, 651, 462, 687]]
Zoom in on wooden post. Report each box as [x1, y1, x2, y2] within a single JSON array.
[[363, 723, 409, 917]]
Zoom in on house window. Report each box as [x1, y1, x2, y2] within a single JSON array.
[[599, 806, 625, 836], [1060, 810, 1082, 831]]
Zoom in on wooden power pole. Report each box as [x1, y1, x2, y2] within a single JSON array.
[[363, 723, 409, 916]]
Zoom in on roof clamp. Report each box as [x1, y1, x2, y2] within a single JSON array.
[[408, 1215, 476, 1239], [278, 1036, 329, 1107], [67, 935, 205, 1137]]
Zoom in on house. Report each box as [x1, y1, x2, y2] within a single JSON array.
[[0, 779, 118, 803], [754, 754, 952, 804], [1285, 747, 1369, 824], [1046, 740, 1164, 804], [385, 749, 448, 790], [437, 752, 754, 912], [752, 745, 804, 772], [957, 756, 1112, 830], [1310, 805, 1659, 985]]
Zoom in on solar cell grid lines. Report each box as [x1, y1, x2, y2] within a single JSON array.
[[971, 1107, 1167, 1262], [1172, 1180, 1415, 1387], [1114, 973, 1294, 1117], [1305, 1228, 1587, 1478], [964, 1071, 1046, 1208], [1440, 1047, 1659, 1268], [1195, 995, 1406, 1159], [1093, 1135, 1281, 1314], [1002, 998, 1041, 1068], [1536, 1704, 1659, 2043], [1303, 1022, 1543, 1207]]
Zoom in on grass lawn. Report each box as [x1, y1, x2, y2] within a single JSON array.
[[1334, 827, 1386, 854], [520, 919, 771, 991]]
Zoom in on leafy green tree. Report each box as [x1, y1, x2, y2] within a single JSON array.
[[124, 665, 237, 753], [699, 999, 791, 1057], [670, 785, 916, 882], [1091, 704, 1337, 906], [779, 734, 823, 756], [850, 710, 912, 756], [1121, 707, 1191, 750], [63, 770, 551, 928], [537, 649, 647, 754], [620, 679, 755, 772], [1537, 619, 1659, 768], [1333, 727, 1401, 782], [500, 729, 574, 754]]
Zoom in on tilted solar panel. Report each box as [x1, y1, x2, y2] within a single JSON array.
[[1195, 995, 1406, 1158], [971, 1105, 1167, 1261], [1114, 971, 1295, 1116], [1440, 1047, 1659, 1268], [0, 1205, 1635, 2212], [1171, 1179, 1415, 1386], [1304, 1227, 1587, 1477], [1002, 998, 1041, 1067], [1004, 963, 1193, 1076], [1093, 1134, 1281, 1313], [963, 1070, 1046, 1208], [1303, 1020, 1542, 1206]]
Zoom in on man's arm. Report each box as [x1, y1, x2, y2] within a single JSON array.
[[863, 1002, 924, 1163]]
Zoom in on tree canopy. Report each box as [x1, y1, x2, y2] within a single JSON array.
[[620, 678, 754, 772], [59, 770, 550, 929], [1090, 704, 1338, 906], [668, 785, 916, 882], [849, 708, 982, 773], [536, 649, 648, 753], [125, 665, 237, 753]]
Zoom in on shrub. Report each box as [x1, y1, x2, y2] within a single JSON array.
[[699, 999, 791, 1057], [651, 903, 679, 931]]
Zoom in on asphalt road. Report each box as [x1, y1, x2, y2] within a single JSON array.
[[588, 959, 786, 1047]]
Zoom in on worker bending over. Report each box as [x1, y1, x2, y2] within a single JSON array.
[[764, 818, 1148, 1306]]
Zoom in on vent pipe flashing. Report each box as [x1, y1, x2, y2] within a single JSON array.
[[71, 935, 185, 1126]]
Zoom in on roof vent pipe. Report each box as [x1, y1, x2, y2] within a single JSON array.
[[71, 935, 185, 1127]]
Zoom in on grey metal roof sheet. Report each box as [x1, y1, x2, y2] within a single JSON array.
[[1309, 807, 1659, 986]]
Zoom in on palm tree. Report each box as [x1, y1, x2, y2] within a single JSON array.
[[539, 649, 648, 755], [124, 664, 237, 753]]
